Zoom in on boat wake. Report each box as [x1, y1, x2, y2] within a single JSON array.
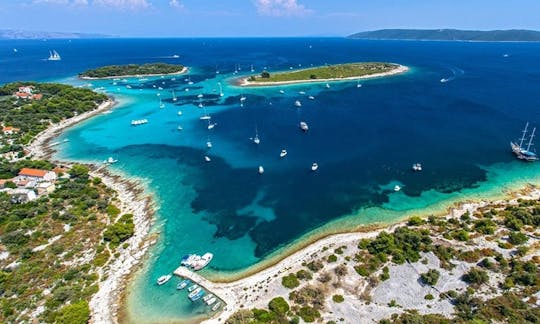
[[440, 66, 464, 83]]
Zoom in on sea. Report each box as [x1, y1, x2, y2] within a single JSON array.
[[1, 38, 540, 322]]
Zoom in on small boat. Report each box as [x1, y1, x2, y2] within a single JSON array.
[[156, 275, 172, 285], [299, 91, 306, 95], [412, 163, 422, 172], [103, 157, 118, 164], [394, 185, 401, 192], [13, 48, 17, 53], [357, 81, 362, 88], [192, 252, 213, 270], [188, 287, 202, 299], [200, 115, 211, 120], [258, 166, 264, 174], [325, 83, 330, 89], [159, 99, 165, 109], [177, 111, 183, 116], [177, 125, 183, 131], [308, 96, 315, 100], [250, 64, 255, 73], [279, 90, 285, 94], [207, 141, 213, 148], [131, 119, 148, 126], [294, 100, 302, 107], [158, 87, 163, 90], [203, 294, 214, 303], [126, 85, 132, 89], [198, 102, 204, 108], [177, 279, 191, 290], [206, 297, 217, 306], [503, 54, 509, 58], [218, 82, 224, 97], [172, 90, 177, 102], [440, 78, 449, 83], [253, 135, 260, 145], [205, 156, 211, 162], [240, 96, 247, 102], [47, 50, 61, 61], [187, 284, 199, 292], [280, 149, 287, 158], [511, 122, 539, 161], [300, 121, 309, 132], [197, 94, 204, 99], [311, 163, 318, 171], [172, 54, 180, 58], [208, 122, 217, 130], [212, 302, 222, 311], [190, 290, 205, 302]]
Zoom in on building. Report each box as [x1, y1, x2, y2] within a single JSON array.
[[7, 188, 37, 203], [2, 126, 20, 135], [36, 182, 55, 195], [12, 86, 42, 100], [18, 168, 57, 182]]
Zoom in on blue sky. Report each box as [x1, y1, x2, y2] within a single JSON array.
[[1, 0, 539, 37]]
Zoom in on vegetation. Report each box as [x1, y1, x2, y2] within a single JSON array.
[[420, 269, 440, 286], [248, 63, 399, 83], [281, 273, 300, 289], [268, 297, 289, 315], [349, 29, 540, 42], [332, 294, 344, 303], [462, 268, 489, 285], [0, 82, 107, 152], [79, 63, 185, 78]]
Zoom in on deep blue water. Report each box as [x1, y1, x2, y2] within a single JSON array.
[[2, 38, 540, 321]]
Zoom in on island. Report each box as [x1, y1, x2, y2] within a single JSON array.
[[348, 29, 540, 42], [79, 63, 186, 79], [239, 62, 408, 87]]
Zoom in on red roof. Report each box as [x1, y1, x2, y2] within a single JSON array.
[[18, 168, 48, 177]]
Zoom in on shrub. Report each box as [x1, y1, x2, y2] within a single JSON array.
[[332, 294, 344, 303], [424, 293, 434, 300], [380, 266, 390, 281], [261, 71, 270, 78], [462, 268, 489, 285], [281, 274, 300, 289], [327, 254, 338, 263], [268, 297, 289, 315], [453, 230, 470, 241], [296, 269, 312, 280], [407, 216, 424, 226], [54, 300, 90, 324], [306, 260, 324, 272], [508, 232, 528, 245], [297, 306, 320, 322], [420, 269, 440, 286]]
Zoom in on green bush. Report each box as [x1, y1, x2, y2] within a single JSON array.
[[420, 269, 440, 286], [297, 306, 320, 322], [281, 274, 300, 289], [327, 254, 338, 263], [407, 216, 424, 226], [332, 294, 344, 303], [462, 268, 489, 285], [268, 297, 289, 315], [508, 232, 528, 245], [424, 293, 434, 300], [54, 300, 90, 324]]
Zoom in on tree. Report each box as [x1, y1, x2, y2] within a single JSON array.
[[281, 274, 300, 289], [54, 300, 90, 324], [260, 71, 270, 78], [462, 268, 489, 285], [420, 269, 440, 286], [268, 297, 289, 315]]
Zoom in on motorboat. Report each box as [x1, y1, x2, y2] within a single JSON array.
[[156, 274, 172, 285], [258, 166, 264, 174], [394, 185, 401, 192], [311, 163, 318, 171], [294, 100, 302, 107], [205, 156, 211, 162], [300, 121, 309, 132], [177, 279, 191, 290], [280, 149, 287, 158]]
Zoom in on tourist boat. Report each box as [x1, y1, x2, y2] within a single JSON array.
[[156, 274, 172, 285], [294, 100, 302, 107], [311, 163, 318, 172], [212, 302, 222, 311], [188, 287, 202, 299], [187, 284, 199, 292], [203, 294, 214, 303], [47, 50, 61, 61], [258, 166, 264, 174], [280, 149, 287, 158], [177, 279, 191, 290], [206, 297, 217, 306], [511, 122, 539, 161], [103, 157, 118, 164], [205, 156, 211, 162], [412, 163, 422, 171], [300, 121, 309, 132], [131, 119, 148, 126], [394, 185, 401, 192], [190, 290, 205, 302], [308, 96, 315, 100]]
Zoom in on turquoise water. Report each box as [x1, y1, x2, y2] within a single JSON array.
[[2, 38, 540, 321]]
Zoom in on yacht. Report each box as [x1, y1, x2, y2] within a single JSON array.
[[308, 96, 315, 100], [192, 253, 213, 270], [258, 166, 265, 174], [187, 284, 199, 292], [188, 287, 202, 299], [440, 78, 449, 83], [197, 94, 204, 99], [212, 302, 222, 311], [218, 82, 224, 97], [311, 163, 318, 172], [206, 297, 217, 306], [198, 102, 204, 108], [299, 91, 306, 95], [300, 121, 309, 132], [357, 81, 362, 88], [511, 122, 539, 161], [156, 274, 172, 285], [103, 157, 118, 164], [203, 294, 214, 303], [325, 83, 330, 89], [280, 149, 287, 158], [394, 185, 401, 192], [177, 125, 183, 131], [177, 279, 191, 290], [47, 50, 61, 61], [412, 163, 422, 171], [190, 290, 205, 302], [172, 54, 180, 58], [207, 122, 217, 130], [172, 90, 177, 102], [205, 156, 211, 162], [253, 135, 260, 145], [131, 119, 148, 126], [294, 100, 302, 107], [279, 90, 285, 94]]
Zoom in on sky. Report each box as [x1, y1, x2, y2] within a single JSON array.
[[1, 0, 539, 37]]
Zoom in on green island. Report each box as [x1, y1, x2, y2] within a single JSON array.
[[243, 62, 404, 85], [79, 63, 185, 79], [0, 82, 136, 323], [226, 199, 539, 324]]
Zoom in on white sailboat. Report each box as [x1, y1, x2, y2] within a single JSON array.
[[47, 50, 61, 61], [159, 98, 165, 109], [172, 90, 177, 102], [218, 82, 224, 97], [253, 126, 260, 145]]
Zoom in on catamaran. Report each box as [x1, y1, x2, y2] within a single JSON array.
[[47, 50, 61, 61], [511, 122, 538, 161]]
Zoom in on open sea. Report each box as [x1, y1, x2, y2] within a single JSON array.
[[1, 38, 540, 322]]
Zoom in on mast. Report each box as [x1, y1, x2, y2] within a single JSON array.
[[519, 122, 529, 147], [527, 127, 536, 151]]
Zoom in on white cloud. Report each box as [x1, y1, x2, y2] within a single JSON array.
[[73, 0, 88, 6], [169, 0, 183, 9], [32, 0, 70, 4], [255, 0, 312, 17], [92, 0, 151, 10]]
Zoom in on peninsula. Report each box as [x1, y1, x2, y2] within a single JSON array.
[[348, 29, 540, 42], [239, 63, 407, 87], [79, 63, 186, 79]]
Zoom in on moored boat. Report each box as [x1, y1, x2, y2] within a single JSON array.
[[177, 279, 191, 290], [511, 122, 538, 161], [187, 284, 199, 292], [258, 166, 264, 174], [212, 301, 222, 311], [311, 163, 318, 172], [156, 274, 172, 285], [188, 287, 202, 299], [280, 149, 287, 158], [206, 297, 217, 305], [300, 121, 309, 132]]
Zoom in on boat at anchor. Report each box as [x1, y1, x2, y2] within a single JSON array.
[[511, 122, 538, 161]]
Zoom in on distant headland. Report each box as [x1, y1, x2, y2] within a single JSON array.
[[0, 29, 109, 40], [79, 63, 187, 79], [348, 29, 540, 42], [239, 62, 408, 87]]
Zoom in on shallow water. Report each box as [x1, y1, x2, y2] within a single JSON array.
[[1, 38, 540, 321]]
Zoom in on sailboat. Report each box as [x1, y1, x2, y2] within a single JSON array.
[[253, 126, 260, 145], [172, 90, 177, 102], [200, 107, 211, 120], [159, 98, 165, 109], [48, 50, 61, 61], [218, 82, 224, 97], [356, 81, 362, 88], [511, 122, 538, 161], [250, 64, 255, 73]]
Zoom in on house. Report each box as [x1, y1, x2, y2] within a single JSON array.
[[18, 86, 35, 94], [2, 126, 20, 135], [36, 182, 55, 195], [18, 168, 57, 182], [13, 86, 42, 100], [8, 188, 37, 203]]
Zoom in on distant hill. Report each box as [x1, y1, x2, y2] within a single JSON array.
[[0, 29, 109, 40], [348, 29, 540, 42]]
